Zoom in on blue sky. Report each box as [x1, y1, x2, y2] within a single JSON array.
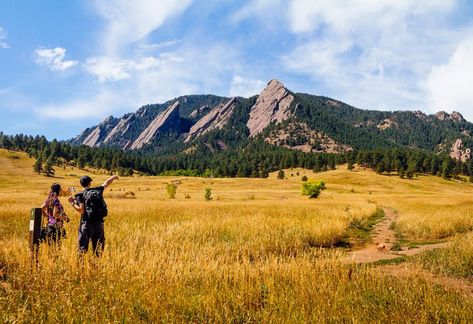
[[1, 0, 473, 140]]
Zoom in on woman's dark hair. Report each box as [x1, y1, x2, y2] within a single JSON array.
[[50, 183, 61, 195]]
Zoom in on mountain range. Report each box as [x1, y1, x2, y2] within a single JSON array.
[[71, 79, 473, 161]]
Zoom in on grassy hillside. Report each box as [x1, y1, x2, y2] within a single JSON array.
[[0, 148, 472, 322]]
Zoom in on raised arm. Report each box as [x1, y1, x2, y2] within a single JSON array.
[[102, 175, 119, 190]]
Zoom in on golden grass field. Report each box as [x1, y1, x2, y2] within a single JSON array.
[[0, 148, 472, 322]]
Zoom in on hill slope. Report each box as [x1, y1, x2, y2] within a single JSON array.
[[71, 79, 473, 160]]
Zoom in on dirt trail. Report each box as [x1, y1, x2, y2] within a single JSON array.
[[346, 208, 473, 296], [348, 208, 450, 263]]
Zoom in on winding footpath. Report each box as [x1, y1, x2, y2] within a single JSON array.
[[347, 208, 473, 296]]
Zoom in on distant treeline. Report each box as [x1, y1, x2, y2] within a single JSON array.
[[0, 132, 471, 181]]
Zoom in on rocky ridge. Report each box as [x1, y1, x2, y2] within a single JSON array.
[[186, 98, 236, 142], [246, 79, 294, 137], [71, 79, 473, 159], [130, 101, 180, 150]]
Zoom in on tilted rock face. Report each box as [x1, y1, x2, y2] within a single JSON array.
[[246, 79, 294, 137], [83, 126, 102, 147], [185, 98, 236, 142], [130, 101, 180, 150], [450, 138, 471, 162], [103, 114, 134, 144], [189, 106, 209, 119], [81, 115, 117, 147]]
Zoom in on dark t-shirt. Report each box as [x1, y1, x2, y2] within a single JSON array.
[[75, 186, 105, 222]]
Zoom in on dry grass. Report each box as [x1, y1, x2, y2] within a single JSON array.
[[0, 149, 473, 322]]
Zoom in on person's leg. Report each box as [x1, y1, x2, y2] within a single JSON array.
[[78, 221, 89, 254], [90, 222, 105, 257], [97, 222, 105, 256]]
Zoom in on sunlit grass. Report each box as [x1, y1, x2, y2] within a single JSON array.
[[1, 149, 473, 322]]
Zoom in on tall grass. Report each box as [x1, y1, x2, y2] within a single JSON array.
[[1, 150, 473, 321]]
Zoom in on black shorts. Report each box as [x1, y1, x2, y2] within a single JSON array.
[[78, 220, 105, 255]]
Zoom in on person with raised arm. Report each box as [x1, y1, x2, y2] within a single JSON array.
[[68, 175, 118, 256]]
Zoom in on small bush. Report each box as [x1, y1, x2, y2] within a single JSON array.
[[301, 175, 308, 182], [302, 180, 326, 199], [204, 188, 212, 201], [184, 193, 191, 199], [166, 183, 177, 199], [277, 169, 285, 179]]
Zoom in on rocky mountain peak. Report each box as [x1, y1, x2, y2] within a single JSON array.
[[186, 98, 236, 142], [451, 111, 465, 122], [246, 79, 294, 137], [435, 110, 465, 122], [129, 101, 180, 150], [435, 111, 449, 121]]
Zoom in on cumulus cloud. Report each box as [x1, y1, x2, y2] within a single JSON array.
[[229, 76, 265, 97], [286, 0, 454, 34], [84, 54, 184, 82], [34, 47, 78, 71], [425, 38, 473, 118], [276, 0, 462, 110], [0, 26, 9, 48], [90, 0, 192, 54], [37, 43, 239, 120]]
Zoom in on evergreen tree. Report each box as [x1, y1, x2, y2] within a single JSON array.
[[43, 157, 55, 177], [441, 157, 454, 179], [33, 156, 43, 174]]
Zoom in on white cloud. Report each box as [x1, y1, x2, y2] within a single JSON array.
[[34, 47, 78, 71], [36, 43, 239, 120], [287, 0, 454, 34], [229, 76, 265, 97], [84, 54, 182, 82], [277, 0, 463, 110], [232, 0, 285, 25], [0, 26, 9, 48], [90, 0, 192, 55], [425, 38, 473, 118], [134, 40, 181, 53]]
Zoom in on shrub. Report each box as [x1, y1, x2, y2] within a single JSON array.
[[277, 169, 285, 179], [166, 183, 177, 199], [184, 193, 191, 199], [301, 175, 308, 182], [204, 188, 212, 201], [302, 180, 326, 199]]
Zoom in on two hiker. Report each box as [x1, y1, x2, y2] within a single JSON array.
[[41, 175, 118, 256]]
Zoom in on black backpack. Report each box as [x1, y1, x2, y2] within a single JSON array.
[[84, 188, 108, 222]]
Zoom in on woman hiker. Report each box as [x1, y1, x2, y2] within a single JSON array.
[[40, 183, 69, 246]]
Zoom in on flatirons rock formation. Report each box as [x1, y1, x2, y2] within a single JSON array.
[[246, 79, 294, 137], [80, 116, 118, 147], [130, 101, 180, 150], [71, 78, 473, 159], [103, 113, 135, 148], [186, 98, 236, 142]]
